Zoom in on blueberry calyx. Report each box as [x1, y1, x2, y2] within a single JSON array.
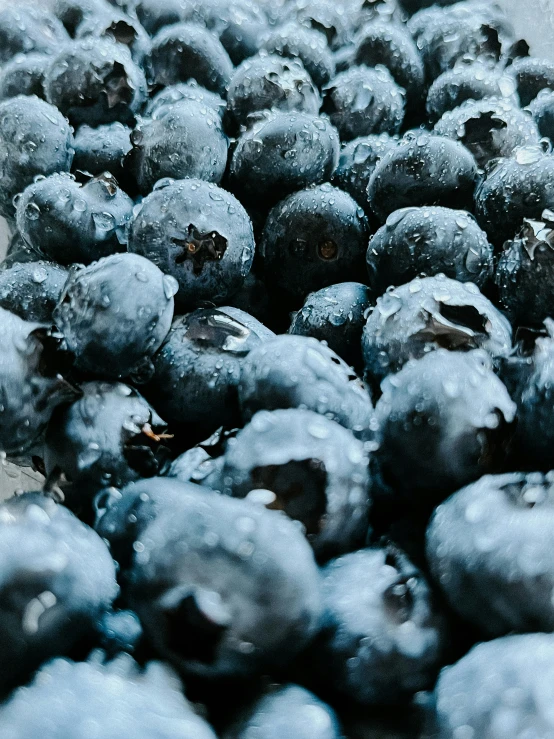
[[172, 225, 228, 274]]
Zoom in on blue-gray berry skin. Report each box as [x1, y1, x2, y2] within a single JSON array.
[[0, 52, 50, 101], [75, 7, 152, 65], [374, 350, 517, 507], [0, 261, 68, 324], [528, 88, 554, 141], [149, 22, 233, 96], [427, 472, 554, 637], [366, 207, 494, 297], [220, 408, 371, 560], [229, 111, 340, 204], [128, 179, 255, 307], [44, 381, 170, 508], [44, 37, 147, 126], [0, 95, 74, 219], [53, 253, 177, 381], [0, 655, 217, 739], [362, 275, 512, 385], [331, 133, 397, 217], [322, 65, 405, 142], [238, 334, 373, 438], [16, 172, 133, 266], [127, 483, 322, 681], [145, 81, 226, 119], [510, 56, 554, 107], [225, 684, 343, 739], [73, 122, 132, 181], [260, 22, 335, 89], [307, 547, 446, 706], [0, 492, 118, 695], [227, 53, 321, 129], [434, 98, 541, 169], [475, 147, 554, 247], [147, 307, 271, 430], [0, 6, 69, 63], [0, 307, 77, 457], [496, 215, 554, 329], [260, 184, 370, 300], [48, 0, 109, 37], [95, 476, 205, 569], [353, 21, 424, 105], [130, 101, 228, 194], [368, 133, 479, 224], [289, 282, 372, 370], [426, 61, 518, 123], [429, 634, 554, 739]]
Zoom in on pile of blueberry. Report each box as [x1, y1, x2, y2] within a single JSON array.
[[2, 0, 554, 736]]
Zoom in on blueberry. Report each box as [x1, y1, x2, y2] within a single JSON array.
[[352, 21, 424, 107], [0, 52, 50, 101], [49, 0, 111, 37], [53, 253, 176, 381], [227, 53, 321, 130], [145, 81, 226, 119], [434, 97, 540, 168], [73, 122, 132, 182], [0, 492, 118, 693], [374, 350, 516, 507], [509, 55, 554, 107], [229, 111, 340, 205], [322, 65, 405, 141], [95, 476, 189, 567], [426, 61, 518, 123], [167, 446, 214, 486], [430, 634, 554, 739], [220, 408, 371, 560], [411, 3, 506, 82], [146, 307, 271, 431], [260, 183, 370, 299], [260, 22, 335, 89], [44, 37, 147, 126], [0, 6, 69, 63], [127, 482, 322, 680], [367, 133, 479, 223], [75, 6, 152, 65], [134, 0, 187, 35], [238, 334, 373, 437], [44, 381, 171, 509], [286, 0, 353, 51], [496, 213, 554, 328], [0, 261, 68, 324], [331, 133, 397, 217], [501, 324, 554, 471], [130, 101, 228, 194], [474, 145, 554, 247], [200, 0, 269, 66], [290, 282, 372, 369], [0, 655, 217, 739], [366, 207, 494, 297], [0, 308, 77, 457], [149, 22, 233, 96], [427, 472, 554, 637], [527, 87, 554, 140], [128, 179, 255, 307], [0, 95, 74, 219], [225, 684, 342, 739], [306, 546, 445, 706], [16, 172, 133, 266]]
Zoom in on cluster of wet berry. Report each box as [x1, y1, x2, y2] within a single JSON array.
[[1, 0, 554, 736]]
